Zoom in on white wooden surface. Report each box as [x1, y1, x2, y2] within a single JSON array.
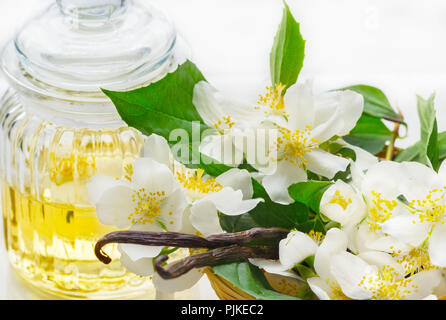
[[1, 0, 446, 299]]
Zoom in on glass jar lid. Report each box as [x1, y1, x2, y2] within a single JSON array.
[[1, 0, 177, 102]]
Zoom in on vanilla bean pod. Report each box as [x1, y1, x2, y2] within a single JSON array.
[[205, 227, 288, 246], [155, 244, 279, 280], [95, 227, 288, 264]]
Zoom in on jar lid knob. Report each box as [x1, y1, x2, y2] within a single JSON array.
[[56, 0, 128, 21]]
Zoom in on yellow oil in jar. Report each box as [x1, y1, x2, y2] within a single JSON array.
[[1, 181, 156, 299]]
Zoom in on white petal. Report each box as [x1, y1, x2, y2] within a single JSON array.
[[304, 149, 350, 179], [351, 222, 378, 253], [216, 168, 253, 199], [363, 161, 442, 201], [333, 89, 364, 136], [262, 160, 307, 204], [310, 90, 363, 140], [438, 160, 446, 182], [143, 134, 172, 168], [132, 158, 176, 195], [192, 81, 224, 127], [405, 269, 441, 300], [307, 277, 332, 300], [433, 273, 446, 298], [341, 141, 378, 191], [265, 270, 303, 280], [398, 161, 444, 196], [193, 81, 254, 125], [279, 231, 318, 269], [429, 224, 446, 267], [350, 162, 366, 191], [314, 228, 348, 280], [358, 251, 404, 275], [342, 223, 361, 254], [159, 187, 188, 232], [153, 269, 204, 293], [320, 180, 366, 226], [249, 258, 289, 275], [351, 222, 410, 255], [199, 134, 244, 167], [87, 175, 127, 205], [179, 206, 197, 235], [95, 185, 135, 228], [118, 245, 155, 277], [345, 143, 378, 171], [310, 106, 344, 143], [331, 252, 375, 300], [204, 187, 263, 216], [284, 81, 315, 131], [189, 199, 223, 237], [215, 94, 256, 123], [244, 122, 278, 174], [204, 187, 242, 211], [222, 198, 264, 216], [382, 214, 431, 247], [367, 235, 411, 254], [119, 243, 163, 261]]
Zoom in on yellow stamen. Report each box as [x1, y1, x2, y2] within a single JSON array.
[[177, 168, 222, 194], [308, 230, 325, 244], [366, 191, 397, 231], [396, 247, 438, 276], [358, 265, 417, 300], [256, 83, 288, 117], [409, 189, 446, 224], [270, 125, 320, 167], [124, 164, 133, 182], [326, 279, 351, 300], [213, 115, 235, 135], [328, 190, 352, 210], [128, 188, 165, 225]]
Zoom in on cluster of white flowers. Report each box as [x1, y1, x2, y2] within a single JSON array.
[[88, 79, 446, 299], [87, 133, 264, 292], [193, 81, 364, 204], [253, 159, 446, 300]]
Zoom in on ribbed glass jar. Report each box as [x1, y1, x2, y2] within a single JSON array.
[[0, 90, 153, 299], [0, 0, 181, 299]]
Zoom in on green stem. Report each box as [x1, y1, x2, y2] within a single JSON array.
[[385, 111, 403, 160]]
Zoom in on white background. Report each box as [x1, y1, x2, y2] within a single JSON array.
[[1, 0, 446, 299]]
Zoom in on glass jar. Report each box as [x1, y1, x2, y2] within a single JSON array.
[[0, 0, 183, 299]]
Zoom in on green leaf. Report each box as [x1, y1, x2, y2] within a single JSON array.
[[339, 85, 403, 122], [336, 147, 356, 161], [288, 180, 333, 214], [199, 154, 309, 233], [212, 262, 299, 300], [394, 143, 422, 162], [219, 179, 309, 232], [395, 131, 446, 164], [295, 264, 316, 280], [343, 114, 392, 155], [296, 216, 326, 234], [440, 132, 446, 161], [320, 142, 356, 162], [102, 60, 209, 144], [297, 284, 316, 300], [218, 212, 261, 234], [270, 1, 305, 90], [198, 153, 233, 176], [417, 94, 440, 171]]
